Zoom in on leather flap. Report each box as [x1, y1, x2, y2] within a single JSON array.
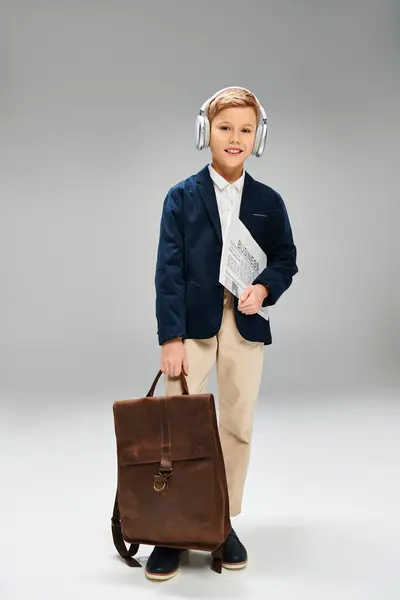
[[113, 393, 217, 466]]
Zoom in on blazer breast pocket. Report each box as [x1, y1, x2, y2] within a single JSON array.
[[247, 214, 270, 250]]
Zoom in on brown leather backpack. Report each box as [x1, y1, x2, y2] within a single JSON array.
[[111, 370, 231, 573]]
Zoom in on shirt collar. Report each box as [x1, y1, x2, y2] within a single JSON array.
[[208, 163, 245, 194]]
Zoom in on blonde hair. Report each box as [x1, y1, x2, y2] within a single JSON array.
[[207, 87, 260, 125]]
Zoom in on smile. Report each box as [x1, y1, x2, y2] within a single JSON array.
[[225, 149, 242, 155]]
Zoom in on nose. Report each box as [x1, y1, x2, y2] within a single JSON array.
[[229, 131, 241, 144]]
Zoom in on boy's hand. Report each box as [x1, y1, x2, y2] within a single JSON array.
[[161, 338, 189, 377], [238, 284, 268, 315]]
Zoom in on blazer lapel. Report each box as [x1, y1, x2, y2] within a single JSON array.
[[195, 165, 223, 245], [239, 171, 254, 225], [194, 165, 255, 245]]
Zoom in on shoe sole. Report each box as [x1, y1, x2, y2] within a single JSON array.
[[145, 567, 179, 581], [222, 560, 248, 570]]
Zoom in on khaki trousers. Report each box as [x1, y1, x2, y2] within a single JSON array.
[[164, 290, 265, 517]]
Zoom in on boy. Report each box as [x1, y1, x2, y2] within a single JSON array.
[[146, 87, 298, 580]]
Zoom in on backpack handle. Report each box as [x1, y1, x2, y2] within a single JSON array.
[[146, 370, 190, 397]]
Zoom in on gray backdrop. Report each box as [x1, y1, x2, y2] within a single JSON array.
[[1, 2, 400, 599], [1, 0, 399, 405]]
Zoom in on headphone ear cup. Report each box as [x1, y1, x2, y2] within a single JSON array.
[[252, 124, 263, 156], [203, 117, 210, 149], [259, 122, 268, 157], [195, 115, 211, 150], [253, 122, 267, 157], [195, 115, 205, 150]]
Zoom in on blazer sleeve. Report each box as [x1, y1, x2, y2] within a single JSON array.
[[252, 192, 298, 307], [155, 187, 186, 345]]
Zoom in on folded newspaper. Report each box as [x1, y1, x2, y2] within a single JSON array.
[[219, 215, 269, 321]]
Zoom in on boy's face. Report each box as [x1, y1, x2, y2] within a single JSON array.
[[209, 106, 257, 170]]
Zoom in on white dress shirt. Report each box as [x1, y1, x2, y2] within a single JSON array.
[[208, 163, 245, 242]]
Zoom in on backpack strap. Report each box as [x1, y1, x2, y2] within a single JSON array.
[[111, 491, 141, 567], [211, 541, 225, 573]]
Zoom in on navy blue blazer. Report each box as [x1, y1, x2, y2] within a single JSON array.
[[155, 164, 298, 346]]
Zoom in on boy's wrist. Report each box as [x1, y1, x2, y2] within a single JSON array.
[[255, 283, 269, 298]]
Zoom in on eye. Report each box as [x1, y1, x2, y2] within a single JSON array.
[[219, 126, 252, 133]]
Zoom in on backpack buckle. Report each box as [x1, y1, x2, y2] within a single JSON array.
[[153, 468, 173, 492]]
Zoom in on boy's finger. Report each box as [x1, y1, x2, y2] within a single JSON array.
[[240, 286, 252, 302], [240, 299, 252, 308], [182, 358, 189, 376], [241, 300, 257, 312], [240, 291, 255, 308]]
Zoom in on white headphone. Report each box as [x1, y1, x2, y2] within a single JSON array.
[[195, 86, 268, 157]]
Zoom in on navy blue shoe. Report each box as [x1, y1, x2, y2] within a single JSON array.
[[145, 546, 185, 581], [222, 529, 248, 570]]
